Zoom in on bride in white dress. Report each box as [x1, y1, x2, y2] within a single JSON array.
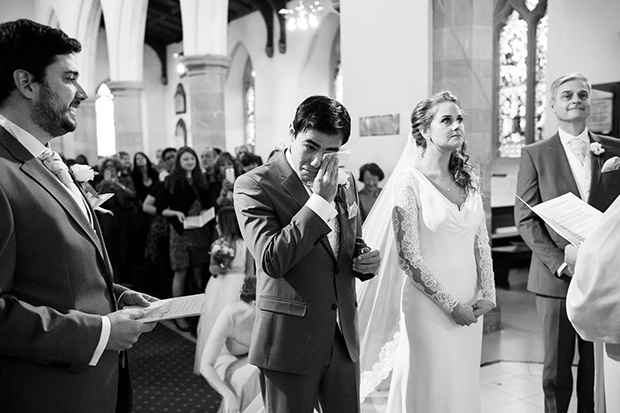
[[358, 91, 496, 412]]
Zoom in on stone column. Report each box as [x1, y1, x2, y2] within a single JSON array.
[[107, 81, 145, 156], [181, 54, 230, 150]]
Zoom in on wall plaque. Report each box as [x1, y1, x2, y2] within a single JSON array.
[[359, 114, 400, 136]]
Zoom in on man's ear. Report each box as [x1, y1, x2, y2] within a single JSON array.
[[289, 124, 295, 140], [12, 69, 36, 99]]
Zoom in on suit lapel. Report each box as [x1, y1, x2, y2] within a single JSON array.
[[588, 132, 603, 194], [1, 127, 109, 272]]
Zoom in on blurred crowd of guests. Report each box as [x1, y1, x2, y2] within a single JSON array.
[[62, 145, 266, 323]]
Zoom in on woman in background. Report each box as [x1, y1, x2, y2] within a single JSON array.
[[194, 206, 254, 375], [199, 276, 262, 413], [156, 146, 215, 331], [357, 162, 384, 222], [213, 152, 237, 208]]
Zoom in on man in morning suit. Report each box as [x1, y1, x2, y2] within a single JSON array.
[[0, 19, 156, 412], [233, 96, 381, 412], [515, 72, 620, 413]]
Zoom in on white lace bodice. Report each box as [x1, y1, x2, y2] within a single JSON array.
[[391, 168, 496, 313]]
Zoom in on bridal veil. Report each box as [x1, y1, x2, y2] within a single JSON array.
[[357, 134, 420, 401]]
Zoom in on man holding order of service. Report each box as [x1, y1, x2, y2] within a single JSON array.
[[515, 72, 620, 413], [0, 19, 156, 412]]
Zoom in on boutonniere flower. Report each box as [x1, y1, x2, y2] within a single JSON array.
[[71, 164, 96, 183], [338, 169, 350, 189], [590, 142, 605, 156], [70, 165, 113, 215]]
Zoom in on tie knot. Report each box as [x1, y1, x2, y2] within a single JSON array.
[[39, 148, 74, 187]]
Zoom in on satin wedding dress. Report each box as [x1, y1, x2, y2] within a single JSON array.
[[357, 136, 495, 412], [386, 167, 494, 412]]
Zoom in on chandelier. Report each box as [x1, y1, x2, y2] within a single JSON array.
[[279, 0, 324, 31]]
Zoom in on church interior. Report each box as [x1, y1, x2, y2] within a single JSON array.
[[1, 0, 619, 411]]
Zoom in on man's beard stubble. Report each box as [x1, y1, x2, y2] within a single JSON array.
[[31, 81, 77, 137]]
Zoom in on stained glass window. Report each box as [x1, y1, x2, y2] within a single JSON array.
[[496, 0, 547, 157]]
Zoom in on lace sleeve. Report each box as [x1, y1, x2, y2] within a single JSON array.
[[474, 216, 496, 304], [391, 179, 458, 313]]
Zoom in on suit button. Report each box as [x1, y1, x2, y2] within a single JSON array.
[[332, 303, 338, 310]]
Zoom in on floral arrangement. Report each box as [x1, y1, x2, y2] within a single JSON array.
[[70, 164, 113, 215], [210, 238, 236, 271], [590, 142, 605, 156]]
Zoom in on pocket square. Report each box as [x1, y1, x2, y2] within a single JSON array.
[[601, 156, 620, 173], [348, 202, 358, 219]]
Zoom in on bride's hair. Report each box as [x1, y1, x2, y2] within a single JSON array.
[[410, 90, 478, 193]]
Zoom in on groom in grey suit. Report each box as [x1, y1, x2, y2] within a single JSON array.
[[234, 96, 381, 412], [515, 72, 620, 413]]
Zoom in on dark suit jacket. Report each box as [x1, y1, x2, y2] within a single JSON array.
[[233, 154, 370, 374], [515, 132, 620, 297], [0, 126, 130, 412]]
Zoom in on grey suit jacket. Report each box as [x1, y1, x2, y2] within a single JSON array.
[[0, 126, 129, 412], [515, 132, 620, 297], [233, 153, 371, 374]]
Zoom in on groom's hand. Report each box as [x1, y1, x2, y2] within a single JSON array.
[[353, 248, 381, 278], [312, 153, 339, 203]]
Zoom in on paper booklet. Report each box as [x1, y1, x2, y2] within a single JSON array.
[[515, 192, 602, 246], [183, 207, 215, 229], [126, 294, 208, 322]]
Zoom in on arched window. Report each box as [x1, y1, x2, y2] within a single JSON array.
[[95, 83, 116, 157], [494, 0, 548, 158], [243, 58, 256, 147], [175, 119, 187, 147], [331, 30, 342, 103]]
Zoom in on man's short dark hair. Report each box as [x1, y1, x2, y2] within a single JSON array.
[[0, 19, 81, 104], [161, 147, 177, 161], [291, 95, 351, 145]]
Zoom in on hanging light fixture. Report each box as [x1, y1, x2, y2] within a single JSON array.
[[279, 0, 324, 31]]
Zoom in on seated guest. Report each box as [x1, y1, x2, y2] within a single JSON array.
[[200, 276, 262, 413], [357, 162, 384, 222]]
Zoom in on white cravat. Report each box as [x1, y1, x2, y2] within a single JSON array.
[[569, 137, 587, 164]]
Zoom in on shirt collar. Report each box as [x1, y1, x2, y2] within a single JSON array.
[[0, 114, 48, 157], [559, 126, 590, 145]]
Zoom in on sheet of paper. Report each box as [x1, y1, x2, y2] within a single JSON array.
[[126, 294, 208, 322], [516, 192, 602, 246], [183, 207, 215, 229]]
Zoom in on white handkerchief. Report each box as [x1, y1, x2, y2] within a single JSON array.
[[348, 202, 358, 219], [601, 156, 620, 173]]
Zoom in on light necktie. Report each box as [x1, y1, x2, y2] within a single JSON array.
[[39, 147, 91, 222], [569, 138, 587, 164], [327, 202, 340, 257]]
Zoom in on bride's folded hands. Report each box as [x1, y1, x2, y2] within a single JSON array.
[[472, 299, 495, 318], [450, 302, 478, 326]]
